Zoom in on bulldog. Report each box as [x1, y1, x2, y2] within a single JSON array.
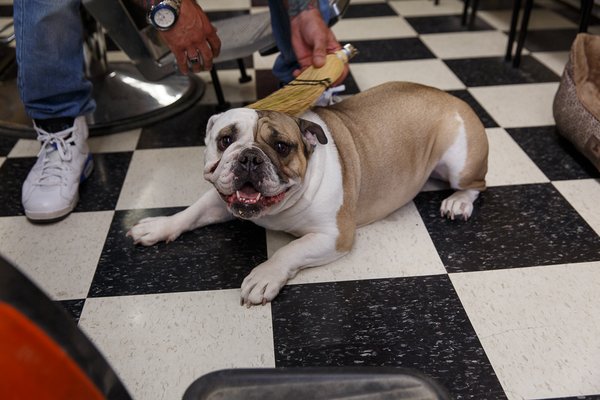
[[127, 82, 488, 306]]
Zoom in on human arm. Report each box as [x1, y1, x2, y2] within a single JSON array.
[[140, 0, 221, 73], [288, 0, 349, 84]]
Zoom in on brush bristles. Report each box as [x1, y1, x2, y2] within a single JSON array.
[[248, 45, 356, 116]]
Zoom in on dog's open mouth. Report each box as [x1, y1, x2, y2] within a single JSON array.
[[221, 183, 286, 208]]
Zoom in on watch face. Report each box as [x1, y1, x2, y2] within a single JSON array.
[[153, 7, 176, 28]]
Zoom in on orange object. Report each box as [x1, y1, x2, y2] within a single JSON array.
[[0, 303, 104, 400]]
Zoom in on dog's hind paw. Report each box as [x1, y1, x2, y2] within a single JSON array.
[[440, 189, 480, 221]]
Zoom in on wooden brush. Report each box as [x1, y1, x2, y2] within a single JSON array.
[[247, 43, 358, 116]]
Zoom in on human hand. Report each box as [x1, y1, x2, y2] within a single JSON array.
[[289, 8, 349, 86], [159, 0, 221, 74]]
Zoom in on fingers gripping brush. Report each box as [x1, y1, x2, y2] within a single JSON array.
[[248, 43, 358, 116]]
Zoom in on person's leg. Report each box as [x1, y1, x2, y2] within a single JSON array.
[[268, 0, 332, 84], [14, 0, 94, 221], [14, 0, 95, 120]]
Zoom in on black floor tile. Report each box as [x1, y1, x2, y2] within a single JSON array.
[[137, 103, 219, 149], [343, 3, 398, 19], [447, 90, 498, 128], [475, 0, 514, 10], [89, 208, 267, 297], [507, 126, 600, 181], [352, 38, 435, 63], [272, 276, 507, 399], [0, 5, 13, 17], [255, 69, 283, 100], [0, 157, 34, 217], [405, 15, 494, 34], [58, 299, 86, 323], [336, 70, 360, 95], [522, 29, 579, 52], [414, 184, 600, 273], [105, 35, 120, 52], [0, 136, 18, 157], [445, 56, 559, 87], [75, 152, 133, 213]]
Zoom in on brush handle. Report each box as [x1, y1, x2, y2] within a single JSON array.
[[336, 44, 359, 63]]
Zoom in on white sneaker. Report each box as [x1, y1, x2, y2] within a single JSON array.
[[22, 116, 94, 221]]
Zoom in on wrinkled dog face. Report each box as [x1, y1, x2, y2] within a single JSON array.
[[203, 108, 327, 219]]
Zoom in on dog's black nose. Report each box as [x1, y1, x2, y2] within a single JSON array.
[[238, 148, 265, 171]]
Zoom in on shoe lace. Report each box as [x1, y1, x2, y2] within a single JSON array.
[[34, 124, 76, 186]]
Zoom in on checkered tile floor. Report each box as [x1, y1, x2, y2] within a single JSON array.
[[1, 0, 600, 399]]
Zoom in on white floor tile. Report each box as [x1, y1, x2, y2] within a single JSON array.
[[420, 31, 510, 59], [79, 290, 274, 400], [553, 179, 600, 236], [269, 202, 446, 285], [106, 51, 131, 63], [0, 17, 13, 31], [332, 16, 417, 41], [450, 262, 600, 400], [350, 59, 465, 91], [116, 147, 210, 210], [469, 83, 560, 128], [253, 52, 278, 71], [389, 0, 465, 17], [7, 139, 39, 158], [485, 128, 549, 187], [531, 51, 569, 76], [0, 212, 114, 300], [0, 157, 5, 168]]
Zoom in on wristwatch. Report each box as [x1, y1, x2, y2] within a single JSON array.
[[148, 0, 182, 31]]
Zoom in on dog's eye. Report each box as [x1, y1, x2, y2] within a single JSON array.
[[218, 135, 233, 151], [274, 142, 291, 157]]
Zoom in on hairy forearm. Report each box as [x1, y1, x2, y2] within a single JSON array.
[[287, 0, 318, 17]]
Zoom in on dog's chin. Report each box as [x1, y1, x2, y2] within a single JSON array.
[[219, 184, 288, 220]]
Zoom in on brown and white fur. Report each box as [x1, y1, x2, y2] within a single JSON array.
[[127, 82, 488, 306]]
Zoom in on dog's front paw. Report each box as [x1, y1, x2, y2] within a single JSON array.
[[126, 216, 182, 246], [440, 190, 479, 221], [240, 264, 289, 306]]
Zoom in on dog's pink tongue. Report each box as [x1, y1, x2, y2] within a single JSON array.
[[236, 186, 261, 204]]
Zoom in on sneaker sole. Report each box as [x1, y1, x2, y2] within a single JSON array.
[[25, 193, 79, 222], [25, 155, 94, 222]]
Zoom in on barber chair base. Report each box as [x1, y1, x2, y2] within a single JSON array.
[[0, 62, 204, 138]]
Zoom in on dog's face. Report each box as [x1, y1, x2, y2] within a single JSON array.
[[203, 108, 328, 219]]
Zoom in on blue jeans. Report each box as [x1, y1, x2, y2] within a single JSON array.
[[13, 0, 95, 120], [269, 0, 332, 84]]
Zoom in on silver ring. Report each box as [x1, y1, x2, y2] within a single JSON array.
[[186, 50, 203, 69]]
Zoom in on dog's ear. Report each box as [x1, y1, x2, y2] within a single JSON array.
[[297, 118, 328, 148]]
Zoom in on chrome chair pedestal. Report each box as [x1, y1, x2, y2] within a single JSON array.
[[0, 4, 204, 138]]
